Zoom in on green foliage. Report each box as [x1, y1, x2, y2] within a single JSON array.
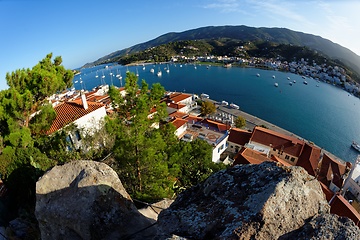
[[29, 103, 56, 135], [235, 116, 246, 128], [0, 53, 74, 178], [168, 140, 226, 192], [106, 73, 223, 202], [201, 100, 216, 116]]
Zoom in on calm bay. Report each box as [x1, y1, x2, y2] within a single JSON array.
[[74, 63, 360, 163]]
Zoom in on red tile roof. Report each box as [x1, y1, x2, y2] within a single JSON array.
[[296, 143, 321, 176], [200, 118, 231, 132], [167, 102, 186, 110], [171, 118, 188, 130], [228, 128, 252, 146], [250, 126, 304, 157], [185, 115, 203, 124], [318, 153, 348, 189], [169, 111, 188, 119], [46, 99, 105, 134], [233, 147, 272, 165], [319, 181, 334, 202], [168, 92, 192, 103], [270, 155, 292, 167], [330, 194, 360, 227]]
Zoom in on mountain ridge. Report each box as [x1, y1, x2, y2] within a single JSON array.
[[83, 25, 360, 78]]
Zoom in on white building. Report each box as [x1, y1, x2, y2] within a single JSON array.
[[342, 157, 360, 201], [46, 93, 107, 151]]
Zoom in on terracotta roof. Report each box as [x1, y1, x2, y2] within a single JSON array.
[[318, 153, 348, 189], [167, 102, 187, 110], [168, 92, 192, 103], [296, 143, 321, 176], [46, 99, 105, 134], [319, 181, 334, 202], [271, 155, 292, 167], [250, 126, 304, 157], [171, 118, 188, 130], [185, 115, 203, 124], [169, 111, 188, 119], [200, 118, 231, 132], [233, 147, 272, 165], [228, 128, 252, 146], [330, 194, 360, 227]]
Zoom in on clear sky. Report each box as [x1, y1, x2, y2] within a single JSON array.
[[1, 0, 359, 90]]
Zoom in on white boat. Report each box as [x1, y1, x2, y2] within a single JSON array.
[[287, 77, 291, 80], [289, 82, 293, 86], [201, 93, 209, 99], [142, 66, 145, 71], [157, 68, 162, 77], [115, 69, 120, 78], [230, 103, 240, 109], [352, 141, 360, 152], [221, 100, 229, 106], [256, 73, 260, 77], [303, 81, 308, 85], [274, 83, 278, 87], [272, 75, 276, 79], [95, 70, 99, 78], [150, 68, 155, 73], [136, 68, 139, 77], [166, 64, 170, 73], [293, 80, 296, 83]]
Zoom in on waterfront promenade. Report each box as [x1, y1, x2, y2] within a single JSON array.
[[208, 99, 346, 164]]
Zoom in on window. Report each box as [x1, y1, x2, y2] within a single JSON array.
[[75, 130, 82, 141], [290, 157, 295, 162], [285, 155, 290, 160], [66, 135, 73, 151]]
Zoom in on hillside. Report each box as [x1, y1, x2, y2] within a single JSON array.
[[84, 25, 360, 80]]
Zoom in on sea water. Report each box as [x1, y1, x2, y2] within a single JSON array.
[[73, 63, 360, 163]]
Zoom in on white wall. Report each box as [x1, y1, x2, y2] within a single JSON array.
[[212, 135, 229, 163]]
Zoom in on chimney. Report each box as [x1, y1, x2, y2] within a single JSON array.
[[80, 91, 88, 110]]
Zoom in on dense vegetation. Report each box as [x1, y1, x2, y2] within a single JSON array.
[[0, 55, 225, 227], [105, 72, 225, 201]]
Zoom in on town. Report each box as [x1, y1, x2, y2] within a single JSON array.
[[166, 49, 360, 95], [9, 75, 357, 227]]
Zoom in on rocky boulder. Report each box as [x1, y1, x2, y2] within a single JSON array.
[[280, 213, 360, 239], [157, 161, 331, 239], [35, 160, 155, 240]]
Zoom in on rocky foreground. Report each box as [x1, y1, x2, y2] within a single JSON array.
[[35, 160, 360, 239]]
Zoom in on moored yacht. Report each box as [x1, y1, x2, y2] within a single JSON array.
[[352, 141, 360, 152], [230, 103, 240, 109]]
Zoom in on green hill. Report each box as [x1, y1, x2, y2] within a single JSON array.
[[83, 25, 360, 80]]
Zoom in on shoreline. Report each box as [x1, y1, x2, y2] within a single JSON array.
[[206, 98, 347, 164]]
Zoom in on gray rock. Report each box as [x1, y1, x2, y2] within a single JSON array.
[[157, 161, 330, 239], [280, 213, 360, 239], [35, 160, 155, 240]]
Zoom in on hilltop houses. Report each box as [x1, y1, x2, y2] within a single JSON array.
[[47, 92, 107, 151], [46, 82, 360, 227]]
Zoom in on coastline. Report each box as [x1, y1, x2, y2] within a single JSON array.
[[207, 99, 347, 164]]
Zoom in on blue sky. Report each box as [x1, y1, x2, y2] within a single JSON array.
[[1, 0, 359, 90]]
